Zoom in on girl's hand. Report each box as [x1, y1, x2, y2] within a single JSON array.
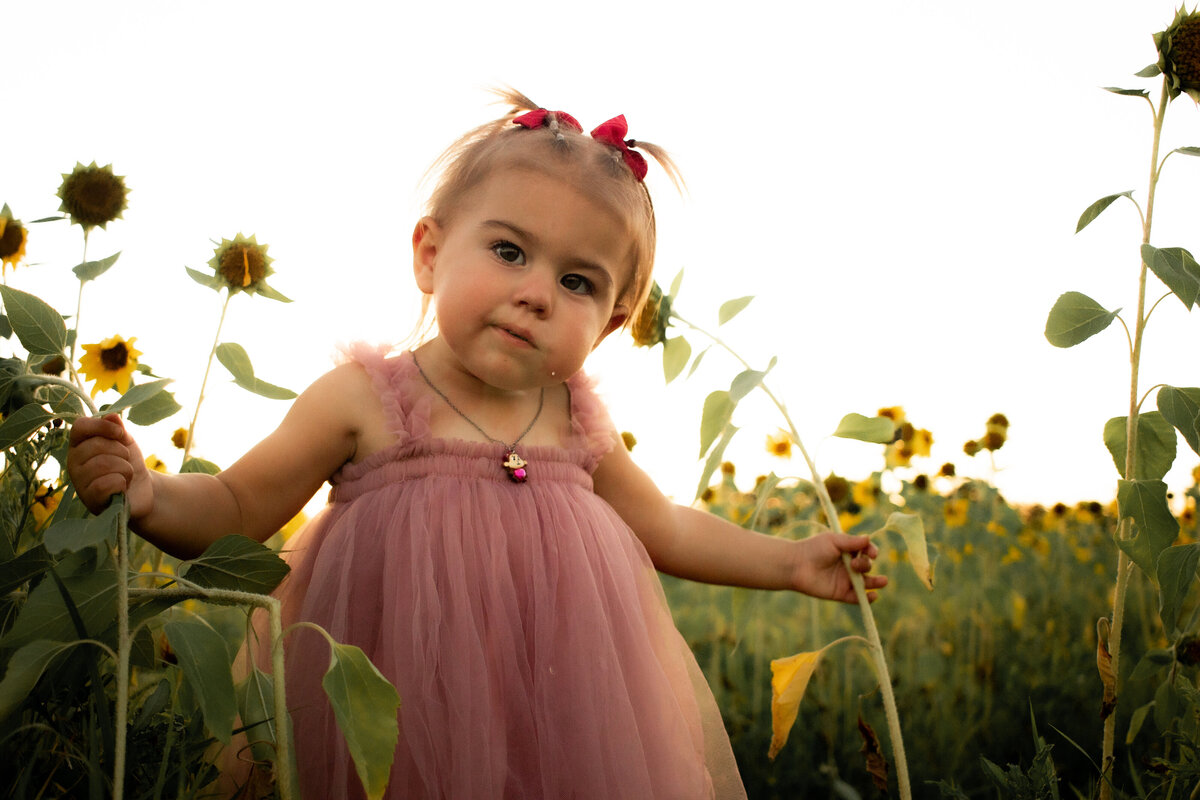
[[67, 413, 154, 520], [793, 532, 887, 604]]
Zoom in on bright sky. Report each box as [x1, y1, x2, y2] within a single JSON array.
[[8, 1, 1200, 510]]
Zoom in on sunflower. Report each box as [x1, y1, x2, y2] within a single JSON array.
[[208, 233, 275, 294], [0, 206, 28, 274], [765, 429, 793, 458], [57, 162, 129, 230], [79, 335, 142, 396], [1156, 5, 1200, 102], [31, 484, 63, 528], [171, 427, 189, 449], [630, 281, 671, 347]]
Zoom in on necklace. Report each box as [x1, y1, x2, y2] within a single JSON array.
[[412, 353, 544, 483]]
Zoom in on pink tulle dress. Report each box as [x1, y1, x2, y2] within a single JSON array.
[[273, 346, 746, 799]]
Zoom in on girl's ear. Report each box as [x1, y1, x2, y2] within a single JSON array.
[[412, 217, 441, 294], [594, 305, 630, 347]]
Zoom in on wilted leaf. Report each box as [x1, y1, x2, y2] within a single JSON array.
[[769, 650, 823, 759], [662, 337, 690, 384], [179, 535, 290, 595], [1045, 292, 1120, 347], [323, 642, 401, 800], [1157, 544, 1200, 636], [1116, 480, 1180, 576], [833, 413, 895, 444], [1141, 244, 1200, 310], [1076, 191, 1133, 233], [1104, 413, 1176, 480], [718, 296, 754, 326], [886, 512, 932, 590], [1097, 617, 1116, 720], [0, 286, 67, 356], [165, 619, 236, 743], [858, 715, 889, 794]]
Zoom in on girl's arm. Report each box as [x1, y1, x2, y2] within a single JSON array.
[[592, 435, 886, 603], [68, 363, 377, 560]]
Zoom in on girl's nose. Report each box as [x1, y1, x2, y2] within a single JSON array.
[[514, 272, 553, 316]]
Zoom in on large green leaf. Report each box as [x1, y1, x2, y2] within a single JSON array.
[[0, 561, 117, 648], [718, 296, 754, 326], [0, 545, 51, 595], [237, 668, 278, 763], [1157, 544, 1200, 636], [1116, 480, 1180, 576], [833, 413, 895, 444], [102, 378, 172, 416], [43, 502, 120, 554], [0, 404, 56, 449], [695, 425, 739, 502], [128, 388, 182, 426], [729, 368, 766, 403], [72, 251, 121, 283], [1157, 386, 1200, 456], [322, 642, 401, 800], [164, 619, 236, 744], [699, 390, 734, 459], [179, 534, 290, 595], [0, 639, 81, 720], [885, 512, 933, 590], [1076, 191, 1133, 233], [216, 342, 297, 400], [1104, 413, 1177, 480], [1045, 292, 1120, 348], [662, 337, 690, 384], [1141, 244, 1200, 310], [0, 286, 66, 356]]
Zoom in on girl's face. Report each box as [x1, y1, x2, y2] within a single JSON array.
[[413, 167, 633, 392]]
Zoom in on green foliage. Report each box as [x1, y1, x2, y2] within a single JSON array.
[[322, 642, 402, 800], [1044, 291, 1120, 348]]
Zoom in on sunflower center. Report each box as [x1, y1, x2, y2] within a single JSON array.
[[218, 244, 267, 287], [0, 221, 24, 259], [100, 342, 129, 371], [65, 171, 127, 226], [1175, 17, 1200, 85]]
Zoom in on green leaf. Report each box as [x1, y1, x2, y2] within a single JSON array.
[[179, 534, 290, 595], [1103, 87, 1150, 98], [185, 266, 224, 291], [322, 642, 401, 800], [0, 286, 67, 356], [1076, 191, 1133, 233], [748, 472, 783, 529], [695, 424, 739, 502], [718, 296, 754, 326], [885, 512, 933, 590], [164, 619, 236, 744], [1157, 544, 1200, 636], [1173, 146, 1200, 157], [0, 640, 81, 720], [1155, 679, 1182, 736], [0, 562, 117, 648], [833, 413, 895, 444], [1104, 413, 1177, 480], [127, 388, 182, 426], [1045, 292, 1120, 347], [1158, 386, 1200, 456], [687, 346, 710, 378], [667, 269, 684, 299], [181, 456, 221, 475], [699, 390, 735, 459], [0, 404, 57, 449], [253, 282, 293, 303], [43, 502, 120, 554], [0, 545, 51, 595], [101, 377, 172, 417], [1141, 244, 1200, 310], [1136, 63, 1162, 78], [72, 251, 121, 283], [237, 668, 279, 763], [1116, 480, 1180, 576], [729, 368, 766, 403], [662, 337, 691, 384], [1126, 702, 1154, 745], [216, 343, 297, 400]]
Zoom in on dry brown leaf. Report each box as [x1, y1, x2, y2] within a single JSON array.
[[1097, 617, 1116, 720], [858, 714, 890, 794]]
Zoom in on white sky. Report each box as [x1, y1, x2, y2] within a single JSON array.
[[8, 1, 1200, 510]]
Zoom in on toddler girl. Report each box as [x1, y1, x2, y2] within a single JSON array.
[[68, 90, 886, 800]]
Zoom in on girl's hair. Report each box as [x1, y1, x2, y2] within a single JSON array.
[[423, 88, 681, 323]]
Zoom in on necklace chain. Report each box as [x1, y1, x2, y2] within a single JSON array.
[[412, 352, 545, 452]]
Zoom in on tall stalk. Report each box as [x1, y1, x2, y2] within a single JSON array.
[[182, 291, 232, 464]]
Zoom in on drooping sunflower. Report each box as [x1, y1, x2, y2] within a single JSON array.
[[1156, 5, 1200, 102], [0, 205, 28, 274], [57, 162, 129, 230], [208, 233, 275, 294], [630, 281, 671, 347], [79, 335, 142, 396]]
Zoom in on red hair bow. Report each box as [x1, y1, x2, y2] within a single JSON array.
[[590, 115, 648, 182], [512, 109, 583, 133]]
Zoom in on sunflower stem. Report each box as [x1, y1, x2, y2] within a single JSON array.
[[112, 493, 131, 800], [69, 229, 89, 367], [670, 312, 911, 800], [183, 291, 232, 464]]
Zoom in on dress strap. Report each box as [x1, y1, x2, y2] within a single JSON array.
[[564, 370, 617, 473], [338, 343, 431, 446]]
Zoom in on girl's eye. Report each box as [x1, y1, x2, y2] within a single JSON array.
[[560, 273, 594, 295], [492, 242, 525, 265]]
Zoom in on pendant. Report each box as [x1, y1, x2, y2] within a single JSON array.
[[503, 451, 529, 483]]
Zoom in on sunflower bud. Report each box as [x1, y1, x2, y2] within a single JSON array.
[[57, 162, 129, 230], [0, 206, 28, 274], [630, 282, 671, 347], [209, 234, 274, 293], [1156, 5, 1200, 103]]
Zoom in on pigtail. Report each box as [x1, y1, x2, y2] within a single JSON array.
[[627, 139, 685, 193]]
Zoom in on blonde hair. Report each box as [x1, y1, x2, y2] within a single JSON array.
[[423, 88, 681, 321]]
